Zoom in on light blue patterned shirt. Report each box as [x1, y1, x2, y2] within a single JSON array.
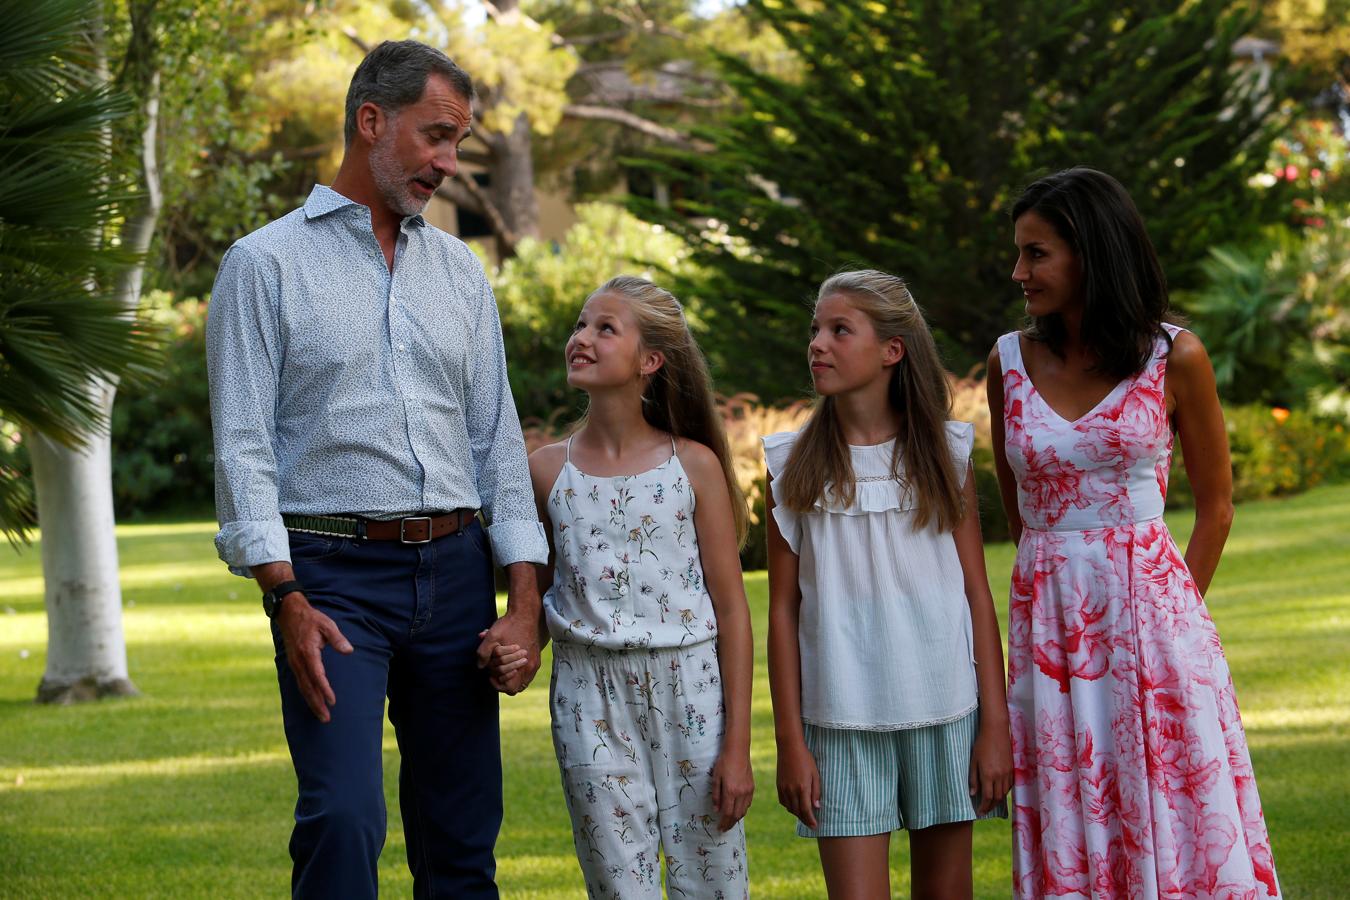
[[206, 185, 548, 576]]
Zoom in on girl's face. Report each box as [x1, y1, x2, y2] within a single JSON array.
[[565, 292, 661, 391], [807, 292, 903, 397], [1012, 211, 1084, 318]]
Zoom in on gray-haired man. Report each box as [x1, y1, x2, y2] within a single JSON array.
[[206, 41, 545, 898]]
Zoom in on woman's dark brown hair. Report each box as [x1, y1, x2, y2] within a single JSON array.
[[1012, 167, 1172, 378]]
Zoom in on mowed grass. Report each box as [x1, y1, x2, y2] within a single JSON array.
[[1, 485, 1348, 898]]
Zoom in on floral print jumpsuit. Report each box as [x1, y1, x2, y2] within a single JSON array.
[[543, 438, 748, 899]]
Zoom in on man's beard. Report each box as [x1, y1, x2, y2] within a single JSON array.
[[370, 128, 430, 218]]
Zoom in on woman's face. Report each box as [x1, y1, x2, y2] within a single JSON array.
[[1012, 211, 1083, 319]]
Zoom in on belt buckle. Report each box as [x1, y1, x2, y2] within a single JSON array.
[[400, 516, 433, 544]]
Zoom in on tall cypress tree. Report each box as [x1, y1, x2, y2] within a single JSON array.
[[635, 0, 1285, 398]]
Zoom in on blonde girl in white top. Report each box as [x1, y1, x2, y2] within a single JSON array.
[[493, 276, 754, 898], [764, 269, 1012, 900]]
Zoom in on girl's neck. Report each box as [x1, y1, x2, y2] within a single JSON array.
[[577, 390, 662, 458], [832, 380, 902, 447]]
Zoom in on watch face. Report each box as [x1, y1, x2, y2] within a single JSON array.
[[262, 592, 278, 618]]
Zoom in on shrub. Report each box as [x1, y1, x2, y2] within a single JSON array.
[[110, 293, 214, 518], [1167, 404, 1350, 508], [1178, 206, 1350, 411]]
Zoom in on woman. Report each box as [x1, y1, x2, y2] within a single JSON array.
[[987, 167, 1280, 898]]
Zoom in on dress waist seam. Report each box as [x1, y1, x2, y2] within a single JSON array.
[[1021, 514, 1164, 535]]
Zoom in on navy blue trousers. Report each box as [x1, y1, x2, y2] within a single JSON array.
[[273, 521, 501, 899]]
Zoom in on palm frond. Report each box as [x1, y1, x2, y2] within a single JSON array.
[[0, 0, 163, 538]]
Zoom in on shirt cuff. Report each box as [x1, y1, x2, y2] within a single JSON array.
[[215, 519, 292, 577], [486, 519, 549, 567]]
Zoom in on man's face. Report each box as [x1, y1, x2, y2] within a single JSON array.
[[369, 74, 471, 218]]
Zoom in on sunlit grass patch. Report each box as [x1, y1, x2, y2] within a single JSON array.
[[1, 484, 1347, 896]]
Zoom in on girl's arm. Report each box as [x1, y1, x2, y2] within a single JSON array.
[[765, 475, 820, 829], [986, 344, 1023, 545], [487, 443, 564, 691], [683, 441, 756, 831], [1167, 332, 1235, 595], [952, 461, 1013, 814]]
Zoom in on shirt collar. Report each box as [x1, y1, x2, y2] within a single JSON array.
[[303, 183, 427, 228]]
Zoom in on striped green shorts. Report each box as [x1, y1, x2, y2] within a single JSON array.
[[797, 707, 1009, 838]]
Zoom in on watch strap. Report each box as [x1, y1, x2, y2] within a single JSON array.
[[262, 580, 305, 617]]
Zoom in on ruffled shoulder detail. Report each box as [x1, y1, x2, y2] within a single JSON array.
[[946, 420, 975, 486], [761, 430, 803, 554], [761, 430, 799, 479]]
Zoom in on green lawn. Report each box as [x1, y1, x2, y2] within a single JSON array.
[[2, 485, 1348, 898]]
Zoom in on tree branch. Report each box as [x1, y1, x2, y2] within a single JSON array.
[[342, 26, 370, 55], [437, 170, 519, 254], [563, 104, 713, 151], [575, 89, 725, 109]]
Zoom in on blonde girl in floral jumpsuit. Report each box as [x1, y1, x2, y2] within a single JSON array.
[[494, 275, 754, 899]]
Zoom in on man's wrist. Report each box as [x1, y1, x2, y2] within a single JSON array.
[[262, 579, 306, 618], [502, 561, 541, 614]]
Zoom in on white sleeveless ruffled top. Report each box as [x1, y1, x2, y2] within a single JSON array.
[[762, 422, 978, 730]]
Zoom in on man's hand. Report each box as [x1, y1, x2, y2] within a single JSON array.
[[276, 593, 353, 722], [476, 610, 540, 695]]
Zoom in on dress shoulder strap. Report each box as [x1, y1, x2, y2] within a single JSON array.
[[565, 435, 573, 464], [996, 331, 1025, 375]]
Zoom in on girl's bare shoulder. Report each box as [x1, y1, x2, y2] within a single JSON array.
[[673, 437, 723, 482], [528, 440, 570, 489]]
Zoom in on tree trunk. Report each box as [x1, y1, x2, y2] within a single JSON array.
[[489, 111, 540, 257], [33, 10, 161, 704], [30, 396, 136, 703]]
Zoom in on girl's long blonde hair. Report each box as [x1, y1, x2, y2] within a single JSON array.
[[587, 275, 749, 547], [778, 269, 965, 532]]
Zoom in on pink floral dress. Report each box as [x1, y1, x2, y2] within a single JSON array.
[[998, 326, 1280, 899]]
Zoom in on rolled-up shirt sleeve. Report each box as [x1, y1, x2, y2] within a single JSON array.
[[205, 242, 290, 576], [464, 267, 548, 567]]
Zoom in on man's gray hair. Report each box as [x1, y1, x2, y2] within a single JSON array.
[[343, 40, 474, 146]]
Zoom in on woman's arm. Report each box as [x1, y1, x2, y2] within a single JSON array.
[[1167, 332, 1235, 595], [764, 475, 820, 829], [986, 345, 1023, 545], [952, 461, 1013, 814], [684, 441, 755, 832]]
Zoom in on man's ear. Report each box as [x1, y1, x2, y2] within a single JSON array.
[[355, 101, 386, 145], [640, 349, 665, 377], [883, 336, 906, 366]]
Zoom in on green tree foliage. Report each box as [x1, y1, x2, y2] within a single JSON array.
[[1259, 0, 1350, 99], [0, 0, 157, 536], [634, 0, 1287, 399]]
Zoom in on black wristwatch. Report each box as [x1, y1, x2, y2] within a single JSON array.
[[262, 580, 305, 618]]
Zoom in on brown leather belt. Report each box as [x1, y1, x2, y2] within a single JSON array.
[[282, 509, 479, 544]]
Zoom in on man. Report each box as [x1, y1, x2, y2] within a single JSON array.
[[206, 40, 546, 898]]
